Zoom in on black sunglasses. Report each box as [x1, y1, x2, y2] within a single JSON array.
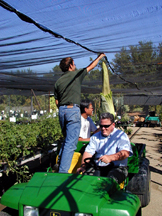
[[100, 123, 113, 128]]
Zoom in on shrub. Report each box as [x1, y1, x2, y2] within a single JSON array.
[[0, 116, 63, 183]]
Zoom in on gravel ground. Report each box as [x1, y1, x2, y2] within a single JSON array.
[[128, 126, 162, 216]]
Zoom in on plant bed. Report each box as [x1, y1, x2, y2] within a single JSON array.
[[0, 116, 63, 196], [0, 144, 58, 196]]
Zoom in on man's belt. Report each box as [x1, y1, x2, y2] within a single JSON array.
[[60, 104, 80, 108]]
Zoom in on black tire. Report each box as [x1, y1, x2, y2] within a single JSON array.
[[0, 212, 11, 216], [138, 166, 151, 207], [126, 158, 151, 207], [136, 207, 142, 216], [0, 208, 18, 216]]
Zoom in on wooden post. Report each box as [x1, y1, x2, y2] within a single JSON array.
[[48, 91, 50, 113], [31, 89, 41, 110], [31, 90, 33, 116]]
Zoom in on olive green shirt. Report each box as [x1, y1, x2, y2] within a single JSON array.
[[54, 68, 87, 106]]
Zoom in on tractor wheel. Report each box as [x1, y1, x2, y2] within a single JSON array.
[[136, 207, 142, 216], [138, 165, 151, 207], [126, 158, 150, 207], [0, 208, 18, 216], [0, 212, 11, 216]]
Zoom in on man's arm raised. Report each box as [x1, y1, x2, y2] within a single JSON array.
[[86, 53, 106, 73]]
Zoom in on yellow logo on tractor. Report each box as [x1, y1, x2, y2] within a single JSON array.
[[50, 212, 61, 216]]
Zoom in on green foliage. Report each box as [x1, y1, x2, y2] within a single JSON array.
[[50, 97, 58, 112], [84, 68, 101, 82], [0, 94, 50, 113], [159, 113, 162, 122], [0, 67, 51, 111], [36, 117, 63, 151], [7, 164, 32, 184], [129, 105, 144, 112], [44, 65, 62, 79], [52, 65, 62, 73], [0, 116, 63, 183], [120, 113, 130, 122], [155, 105, 162, 115], [15, 68, 36, 75], [122, 105, 130, 113], [125, 128, 132, 135]]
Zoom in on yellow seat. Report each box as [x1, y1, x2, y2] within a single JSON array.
[[119, 181, 125, 189], [56, 152, 82, 173]]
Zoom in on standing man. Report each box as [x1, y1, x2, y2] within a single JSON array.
[[79, 99, 100, 141], [54, 53, 106, 173], [77, 112, 132, 184]]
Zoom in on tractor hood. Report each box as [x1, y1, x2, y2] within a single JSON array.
[[20, 172, 117, 212], [1, 172, 141, 215]]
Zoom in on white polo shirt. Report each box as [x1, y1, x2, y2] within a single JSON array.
[[85, 128, 133, 167]]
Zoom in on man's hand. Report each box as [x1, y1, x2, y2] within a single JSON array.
[[98, 150, 130, 164], [76, 166, 86, 174], [77, 151, 92, 174], [87, 53, 106, 72], [98, 53, 106, 60], [98, 155, 112, 164]]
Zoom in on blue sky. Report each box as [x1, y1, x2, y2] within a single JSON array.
[[0, 0, 162, 73]]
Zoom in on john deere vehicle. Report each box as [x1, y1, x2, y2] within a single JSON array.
[[145, 111, 161, 127], [0, 141, 150, 216]]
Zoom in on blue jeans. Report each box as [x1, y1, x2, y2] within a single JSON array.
[[58, 104, 81, 173]]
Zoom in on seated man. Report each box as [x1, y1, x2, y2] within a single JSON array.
[[77, 112, 133, 184], [79, 99, 100, 141]]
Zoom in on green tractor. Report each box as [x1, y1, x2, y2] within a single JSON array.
[[0, 141, 150, 216]]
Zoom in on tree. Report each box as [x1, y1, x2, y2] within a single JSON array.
[[157, 43, 162, 73], [43, 65, 62, 78], [111, 41, 161, 90]]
